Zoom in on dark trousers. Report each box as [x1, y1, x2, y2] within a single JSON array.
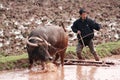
[[76, 39, 99, 61], [76, 39, 96, 54]]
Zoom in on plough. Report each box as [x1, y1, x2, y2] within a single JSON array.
[[64, 59, 115, 67]]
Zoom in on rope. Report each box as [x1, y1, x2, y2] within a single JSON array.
[[78, 32, 94, 41], [38, 35, 67, 54]]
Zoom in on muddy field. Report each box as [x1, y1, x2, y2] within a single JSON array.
[[0, 0, 120, 55], [0, 55, 120, 80]]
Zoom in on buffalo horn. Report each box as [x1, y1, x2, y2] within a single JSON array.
[[27, 37, 44, 47]]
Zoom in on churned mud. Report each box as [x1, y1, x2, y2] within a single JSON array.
[[0, 55, 120, 80]]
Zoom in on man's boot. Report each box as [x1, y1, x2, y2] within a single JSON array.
[[77, 53, 85, 60], [93, 52, 100, 61]]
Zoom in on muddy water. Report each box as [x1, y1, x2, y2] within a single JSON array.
[[0, 55, 120, 80]]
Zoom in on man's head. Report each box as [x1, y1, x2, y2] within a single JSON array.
[[79, 8, 87, 20]]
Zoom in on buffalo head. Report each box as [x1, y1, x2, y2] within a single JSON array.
[[26, 37, 53, 67]]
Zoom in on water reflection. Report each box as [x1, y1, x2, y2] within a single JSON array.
[[76, 66, 97, 80]]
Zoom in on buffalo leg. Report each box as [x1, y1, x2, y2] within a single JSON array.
[[60, 49, 66, 66], [41, 61, 45, 70], [53, 53, 59, 65], [27, 46, 34, 69], [54, 53, 59, 62], [29, 58, 33, 69], [27, 50, 34, 69]]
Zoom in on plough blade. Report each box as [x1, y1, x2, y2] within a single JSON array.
[[64, 59, 115, 67]]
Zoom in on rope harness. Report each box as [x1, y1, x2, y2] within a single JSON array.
[[38, 35, 67, 55]]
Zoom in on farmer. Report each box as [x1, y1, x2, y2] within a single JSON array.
[[71, 8, 101, 61]]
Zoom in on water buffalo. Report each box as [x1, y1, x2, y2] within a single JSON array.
[[26, 25, 68, 69]]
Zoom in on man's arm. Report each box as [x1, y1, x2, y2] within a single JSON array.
[[93, 21, 101, 31], [71, 21, 78, 33], [89, 19, 101, 31]]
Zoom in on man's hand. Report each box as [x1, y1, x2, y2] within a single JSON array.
[[77, 30, 81, 34]]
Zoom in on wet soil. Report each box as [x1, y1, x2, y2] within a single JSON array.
[[0, 55, 120, 80], [0, 0, 120, 55]]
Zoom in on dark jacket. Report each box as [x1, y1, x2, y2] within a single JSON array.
[[71, 17, 101, 45]]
